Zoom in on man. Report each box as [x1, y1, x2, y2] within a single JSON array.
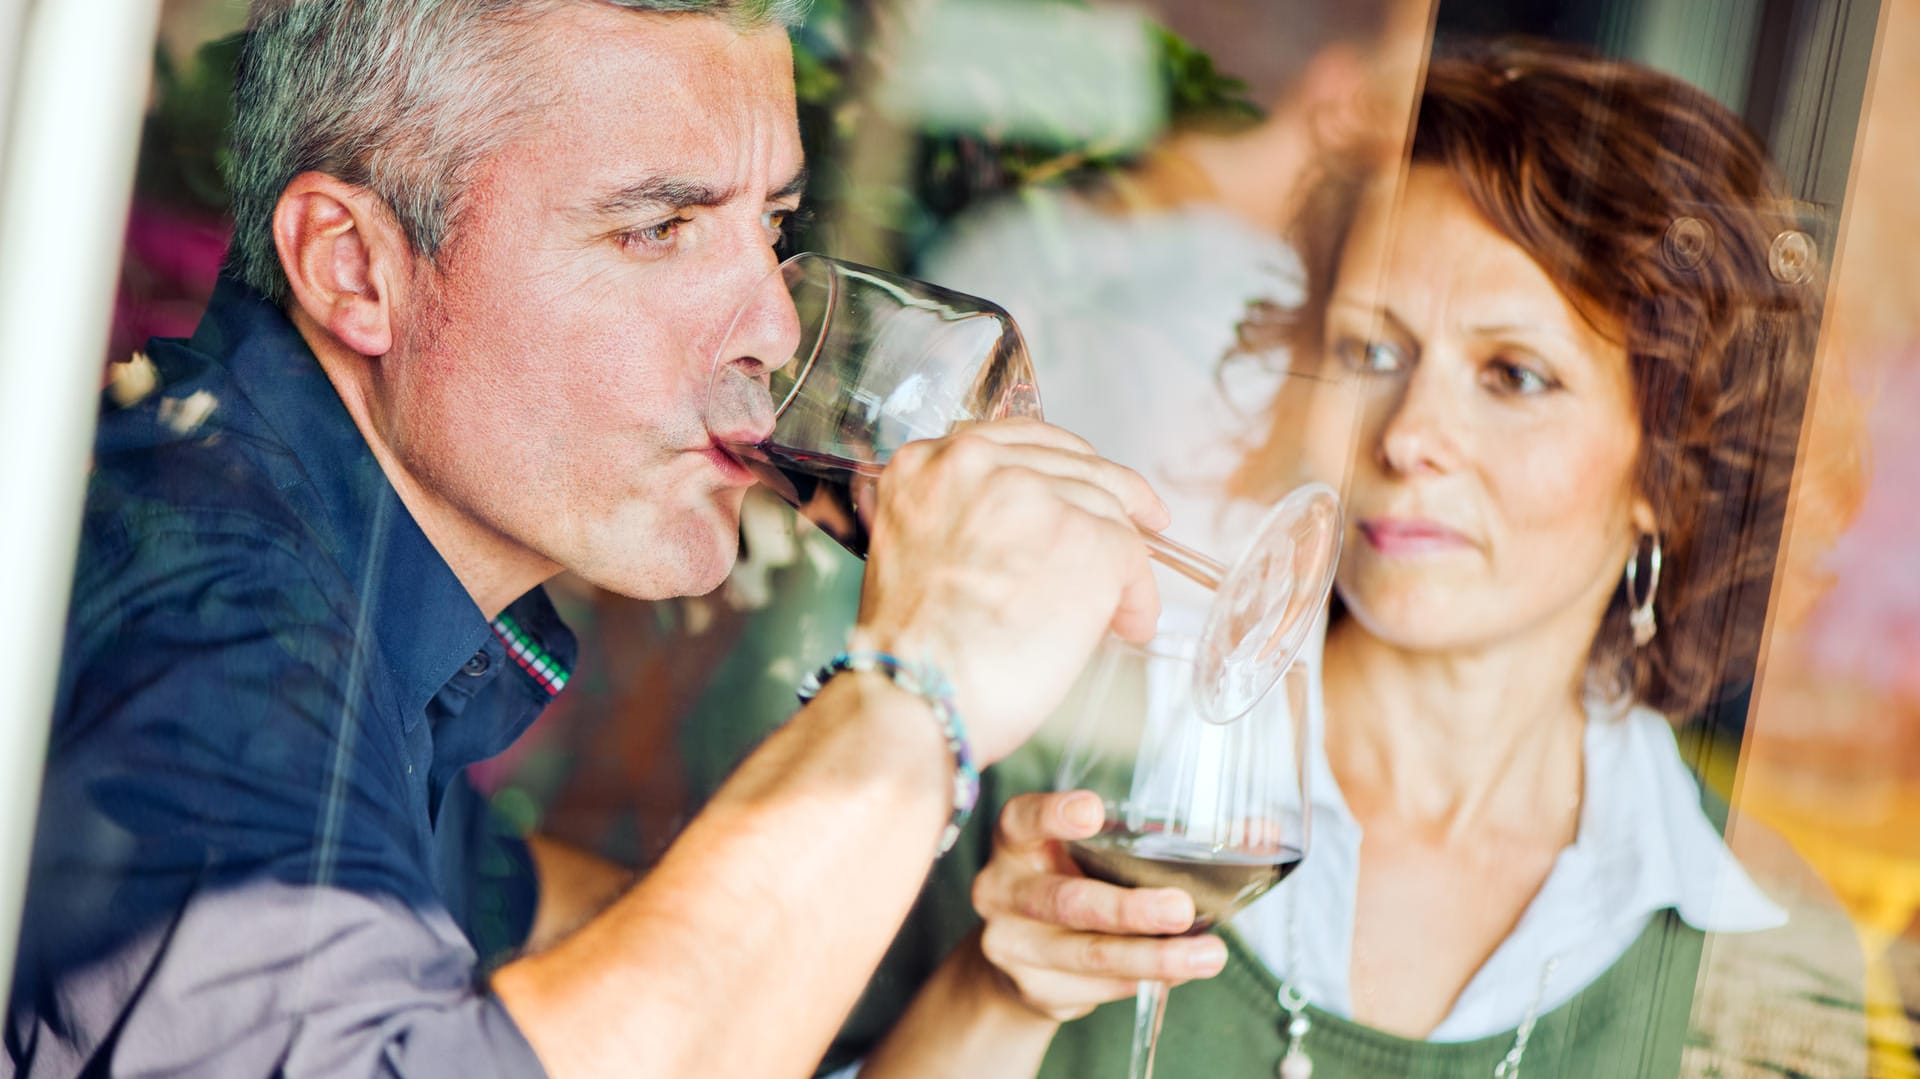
[[8, 2, 1173, 1076]]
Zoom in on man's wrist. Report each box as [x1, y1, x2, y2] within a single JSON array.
[[796, 670, 953, 841], [798, 649, 979, 855]]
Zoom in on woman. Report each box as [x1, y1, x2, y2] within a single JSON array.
[[822, 40, 1863, 1079]]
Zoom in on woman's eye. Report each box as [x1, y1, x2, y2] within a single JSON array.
[[1334, 335, 1407, 375], [1485, 358, 1557, 396]]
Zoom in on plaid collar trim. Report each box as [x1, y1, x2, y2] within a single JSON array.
[[490, 611, 571, 696]]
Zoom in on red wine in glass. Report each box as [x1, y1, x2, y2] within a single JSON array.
[[724, 440, 881, 557]]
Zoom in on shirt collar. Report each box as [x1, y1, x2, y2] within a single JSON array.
[[1568, 705, 1786, 934], [177, 277, 576, 725]]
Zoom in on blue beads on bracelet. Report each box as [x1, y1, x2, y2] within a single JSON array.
[[797, 651, 979, 856]]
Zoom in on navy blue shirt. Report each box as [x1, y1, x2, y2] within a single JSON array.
[[8, 279, 577, 1077]]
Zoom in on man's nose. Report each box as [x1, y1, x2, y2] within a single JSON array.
[[721, 263, 803, 384], [705, 257, 802, 443]]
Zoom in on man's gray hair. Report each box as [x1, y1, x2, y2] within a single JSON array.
[[226, 0, 810, 306]]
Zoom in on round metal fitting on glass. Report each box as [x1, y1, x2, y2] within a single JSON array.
[[1662, 216, 1714, 272], [1769, 229, 1816, 285]]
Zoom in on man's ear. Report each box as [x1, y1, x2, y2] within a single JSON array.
[[272, 173, 410, 357]]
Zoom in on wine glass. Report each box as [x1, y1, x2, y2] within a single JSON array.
[[1051, 633, 1312, 1079], [705, 251, 1341, 724]]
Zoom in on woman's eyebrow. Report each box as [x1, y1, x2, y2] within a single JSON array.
[[1330, 297, 1417, 343], [1463, 320, 1584, 352]]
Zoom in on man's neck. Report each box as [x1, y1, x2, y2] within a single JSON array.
[[291, 308, 559, 619]]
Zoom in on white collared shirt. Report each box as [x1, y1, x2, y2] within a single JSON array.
[[1232, 677, 1787, 1041]]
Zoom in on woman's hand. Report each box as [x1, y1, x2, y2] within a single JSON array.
[[971, 790, 1230, 1021]]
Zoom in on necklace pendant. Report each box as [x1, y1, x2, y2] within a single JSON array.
[[1276, 981, 1313, 1079]]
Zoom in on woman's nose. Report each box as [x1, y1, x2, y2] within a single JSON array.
[[1374, 363, 1463, 476]]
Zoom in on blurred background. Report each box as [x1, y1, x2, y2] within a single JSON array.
[[86, 0, 1919, 1070]]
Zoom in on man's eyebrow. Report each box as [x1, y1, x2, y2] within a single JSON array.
[[770, 166, 809, 201], [584, 176, 730, 218], [583, 166, 810, 218]]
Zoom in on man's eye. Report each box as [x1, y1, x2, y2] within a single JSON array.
[[765, 206, 811, 248], [1334, 335, 1407, 375], [620, 217, 688, 251]]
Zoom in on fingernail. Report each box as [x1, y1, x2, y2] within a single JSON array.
[[1185, 939, 1227, 976], [1154, 895, 1193, 932], [1064, 795, 1103, 832]]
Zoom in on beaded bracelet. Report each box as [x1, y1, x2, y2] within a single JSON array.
[[797, 651, 979, 856]]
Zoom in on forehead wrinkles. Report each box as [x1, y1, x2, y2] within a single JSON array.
[[693, 27, 799, 176], [1343, 173, 1586, 344], [524, 13, 794, 176]]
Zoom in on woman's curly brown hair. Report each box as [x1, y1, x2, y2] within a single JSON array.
[[1232, 40, 1822, 720]]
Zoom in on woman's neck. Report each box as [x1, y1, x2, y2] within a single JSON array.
[[1320, 615, 1593, 846]]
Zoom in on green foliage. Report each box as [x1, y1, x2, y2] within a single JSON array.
[[1155, 25, 1264, 130], [787, 2, 1262, 269], [138, 33, 245, 214]]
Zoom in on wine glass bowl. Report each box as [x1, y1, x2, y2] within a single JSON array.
[[706, 253, 1043, 554], [703, 251, 1341, 725], [1051, 634, 1313, 1076]]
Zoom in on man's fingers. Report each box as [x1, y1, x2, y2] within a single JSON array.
[[949, 416, 1097, 454], [946, 424, 1170, 532], [1109, 527, 1161, 643], [986, 470, 1161, 643]]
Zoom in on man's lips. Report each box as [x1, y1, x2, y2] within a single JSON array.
[[1357, 517, 1474, 556], [700, 439, 756, 486]]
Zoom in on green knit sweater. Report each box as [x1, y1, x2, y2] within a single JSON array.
[[823, 747, 1868, 1078], [1031, 911, 1700, 1078]]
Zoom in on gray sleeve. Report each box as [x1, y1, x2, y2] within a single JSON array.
[[24, 879, 548, 1078]]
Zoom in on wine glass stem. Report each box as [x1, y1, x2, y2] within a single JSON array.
[[1128, 979, 1171, 1079], [1141, 531, 1226, 591]]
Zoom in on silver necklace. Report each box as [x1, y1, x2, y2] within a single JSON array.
[[1274, 888, 1559, 1079]]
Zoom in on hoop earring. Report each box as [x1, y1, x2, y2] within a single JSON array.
[[1625, 532, 1662, 648]]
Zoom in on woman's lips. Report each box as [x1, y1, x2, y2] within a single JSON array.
[[1358, 518, 1473, 556]]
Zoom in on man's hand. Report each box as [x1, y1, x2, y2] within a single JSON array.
[[854, 419, 1168, 764], [970, 791, 1227, 1021]]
